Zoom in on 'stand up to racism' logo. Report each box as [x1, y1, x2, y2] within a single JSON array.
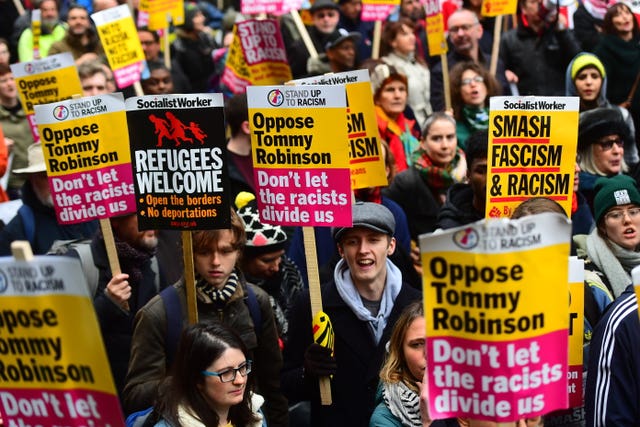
[[53, 105, 69, 121], [267, 89, 284, 107], [453, 227, 479, 249], [148, 112, 208, 148], [23, 63, 34, 74], [0, 269, 8, 294]]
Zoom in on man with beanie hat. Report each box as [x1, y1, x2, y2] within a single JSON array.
[[237, 192, 304, 346], [282, 201, 421, 427]]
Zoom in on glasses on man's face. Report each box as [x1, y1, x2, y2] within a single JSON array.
[[461, 75, 484, 86], [449, 23, 475, 33], [202, 360, 252, 383], [604, 207, 640, 222], [597, 137, 624, 151]]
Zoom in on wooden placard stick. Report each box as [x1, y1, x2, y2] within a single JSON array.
[[182, 230, 198, 324]]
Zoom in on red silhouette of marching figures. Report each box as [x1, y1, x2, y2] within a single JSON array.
[[148, 112, 208, 147]]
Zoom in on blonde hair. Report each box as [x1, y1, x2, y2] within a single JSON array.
[[379, 301, 423, 393], [579, 144, 629, 175]]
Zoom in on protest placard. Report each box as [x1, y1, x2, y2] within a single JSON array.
[[92, 5, 145, 89], [486, 96, 579, 218], [568, 257, 584, 408], [125, 93, 230, 230], [0, 255, 125, 427], [420, 213, 571, 422], [241, 0, 303, 16], [293, 69, 387, 190], [425, 0, 447, 56], [138, 0, 184, 30], [361, 0, 400, 22], [12, 53, 83, 141], [247, 85, 351, 227], [221, 19, 292, 95], [31, 10, 41, 60], [34, 93, 135, 224]]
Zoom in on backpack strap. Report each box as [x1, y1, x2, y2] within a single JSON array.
[[18, 204, 35, 248], [245, 284, 262, 334], [160, 285, 183, 368]]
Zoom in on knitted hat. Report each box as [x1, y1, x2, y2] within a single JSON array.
[[236, 192, 288, 256], [578, 107, 630, 151], [369, 63, 408, 100], [333, 201, 396, 242], [594, 175, 640, 222], [570, 52, 606, 81]]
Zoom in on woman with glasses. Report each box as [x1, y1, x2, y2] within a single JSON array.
[[576, 107, 630, 213], [449, 61, 501, 150], [152, 322, 265, 427], [573, 174, 640, 300]]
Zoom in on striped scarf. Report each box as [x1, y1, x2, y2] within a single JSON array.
[[410, 147, 467, 195], [382, 380, 422, 427], [196, 270, 239, 304]]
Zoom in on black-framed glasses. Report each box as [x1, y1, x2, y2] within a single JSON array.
[[202, 360, 252, 383], [461, 75, 484, 86], [597, 137, 624, 151]]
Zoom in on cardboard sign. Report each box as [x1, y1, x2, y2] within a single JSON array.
[[92, 5, 145, 89], [567, 257, 584, 409], [241, 0, 304, 16], [361, 0, 401, 21], [11, 53, 83, 141], [221, 19, 292, 94], [0, 256, 125, 427], [138, 0, 184, 30], [486, 96, 579, 218], [31, 10, 41, 60], [481, 0, 518, 17], [293, 70, 387, 190], [247, 85, 352, 227], [420, 213, 571, 422], [126, 94, 230, 230], [425, 0, 447, 56], [34, 93, 136, 224]]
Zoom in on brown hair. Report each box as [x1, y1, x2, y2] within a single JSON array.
[[602, 2, 640, 37], [192, 208, 246, 254], [449, 61, 501, 121], [380, 18, 424, 66], [511, 197, 566, 219]]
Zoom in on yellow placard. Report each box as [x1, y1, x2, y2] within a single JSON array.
[[486, 96, 579, 219], [482, 0, 518, 17], [139, 0, 184, 30], [567, 257, 584, 408], [425, 0, 447, 56], [420, 213, 571, 422], [0, 257, 125, 426], [12, 53, 83, 116]]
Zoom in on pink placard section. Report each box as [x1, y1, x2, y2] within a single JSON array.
[[114, 62, 143, 89], [50, 162, 136, 224], [255, 167, 352, 227], [427, 330, 568, 422], [362, 4, 398, 21], [0, 388, 124, 426]]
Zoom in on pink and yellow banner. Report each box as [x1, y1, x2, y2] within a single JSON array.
[[361, 0, 400, 22], [425, 0, 447, 56], [11, 52, 83, 142], [34, 93, 135, 224], [486, 96, 579, 218], [247, 85, 351, 227], [222, 19, 292, 94], [92, 5, 145, 89], [420, 213, 571, 422], [567, 258, 584, 409], [292, 70, 387, 190], [241, 0, 304, 16], [0, 256, 125, 426]]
